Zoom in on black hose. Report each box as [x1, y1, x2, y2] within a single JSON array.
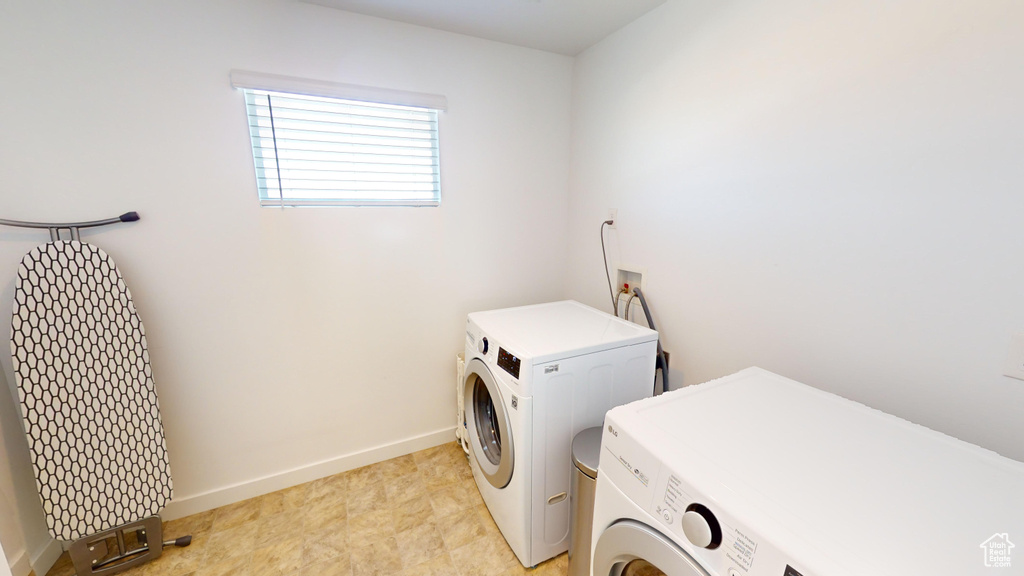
[[632, 287, 669, 394]]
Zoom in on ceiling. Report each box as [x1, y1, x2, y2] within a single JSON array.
[[300, 0, 667, 56]]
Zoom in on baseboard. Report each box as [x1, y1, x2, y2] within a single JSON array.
[[7, 547, 30, 576], [161, 426, 457, 521], [26, 538, 61, 576]]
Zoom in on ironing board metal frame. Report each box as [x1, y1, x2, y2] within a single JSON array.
[[0, 211, 140, 241]]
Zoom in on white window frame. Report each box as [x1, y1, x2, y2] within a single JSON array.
[[231, 70, 446, 208]]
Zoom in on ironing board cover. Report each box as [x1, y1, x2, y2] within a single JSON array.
[[10, 241, 171, 541]]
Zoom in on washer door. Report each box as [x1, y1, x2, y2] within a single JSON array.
[[594, 521, 710, 576], [463, 357, 514, 489]]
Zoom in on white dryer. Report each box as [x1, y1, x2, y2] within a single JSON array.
[[463, 300, 658, 567], [592, 367, 1024, 576]]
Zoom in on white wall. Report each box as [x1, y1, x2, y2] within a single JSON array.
[[0, 0, 571, 571], [568, 0, 1024, 462], [0, 376, 35, 576]]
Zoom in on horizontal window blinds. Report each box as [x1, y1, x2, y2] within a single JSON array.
[[232, 72, 444, 207]]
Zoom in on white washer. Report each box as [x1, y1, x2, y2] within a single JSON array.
[[464, 300, 658, 567], [593, 367, 1024, 576]]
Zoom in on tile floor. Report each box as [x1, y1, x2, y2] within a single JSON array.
[[44, 443, 568, 576]]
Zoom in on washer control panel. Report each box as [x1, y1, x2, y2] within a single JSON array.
[[497, 347, 521, 379]]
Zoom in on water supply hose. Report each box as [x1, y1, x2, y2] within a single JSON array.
[[632, 287, 669, 394]]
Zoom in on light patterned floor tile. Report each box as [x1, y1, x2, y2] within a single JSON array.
[[475, 504, 503, 538], [191, 552, 252, 576], [411, 445, 450, 465], [205, 520, 259, 560], [302, 522, 349, 566], [44, 552, 76, 576], [350, 537, 402, 576], [345, 464, 383, 492], [305, 492, 349, 533], [421, 464, 463, 493], [260, 483, 308, 516], [348, 509, 394, 549], [307, 474, 349, 504], [294, 554, 352, 576], [385, 471, 431, 504], [165, 510, 215, 539], [250, 536, 303, 576], [452, 531, 522, 576], [394, 523, 446, 569], [374, 454, 418, 481], [399, 553, 456, 576], [429, 484, 477, 518], [528, 553, 569, 576], [258, 508, 307, 547], [390, 493, 435, 533], [212, 498, 262, 531], [43, 444, 566, 576], [346, 484, 388, 517], [436, 508, 487, 550]]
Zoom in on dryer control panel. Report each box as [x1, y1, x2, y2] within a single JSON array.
[[601, 417, 819, 576], [651, 471, 772, 575]]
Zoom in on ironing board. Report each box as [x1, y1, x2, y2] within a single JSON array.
[[3, 213, 188, 575]]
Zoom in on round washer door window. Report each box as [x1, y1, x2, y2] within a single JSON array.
[[593, 521, 710, 576], [463, 358, 514, 488]]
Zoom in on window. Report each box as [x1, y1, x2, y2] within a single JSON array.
[[231, 71, 445, 207]]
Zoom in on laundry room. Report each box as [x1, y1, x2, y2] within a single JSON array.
[[0, 1, 1022, 576]]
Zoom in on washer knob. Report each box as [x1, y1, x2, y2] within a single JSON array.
[[681, 504, 722, 549], [479, 337, 489, 355]]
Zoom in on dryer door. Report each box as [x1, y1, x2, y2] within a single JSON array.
[[594, 521, 710, 576], [464, 358, 514, 488]]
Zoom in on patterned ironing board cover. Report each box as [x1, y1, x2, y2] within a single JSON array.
[[10, 241, 171, 541]]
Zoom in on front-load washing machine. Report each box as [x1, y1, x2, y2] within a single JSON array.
[[463, 300, 658, 567], [592, 367, 1024, 576]]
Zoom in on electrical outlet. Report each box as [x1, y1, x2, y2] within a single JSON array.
[[1003, 333, 1024, 381], [607, 209, 617, 228]]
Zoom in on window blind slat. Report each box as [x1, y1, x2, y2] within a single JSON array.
[[249, 109, 436, 132], [253, 129, 436, 149], [249, 101, 436, 125], [255, 159, 436, 172], [252, 141, 437, 157], [254, 152, 438, 166], [268, 170, 437, 180]]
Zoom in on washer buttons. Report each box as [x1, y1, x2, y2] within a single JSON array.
[[661, 509, 673, 524]]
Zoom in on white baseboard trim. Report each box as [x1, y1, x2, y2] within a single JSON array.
[[27, 538, 62, 576], [161, 426, 457, 521], [7, 547, 30, 576]]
